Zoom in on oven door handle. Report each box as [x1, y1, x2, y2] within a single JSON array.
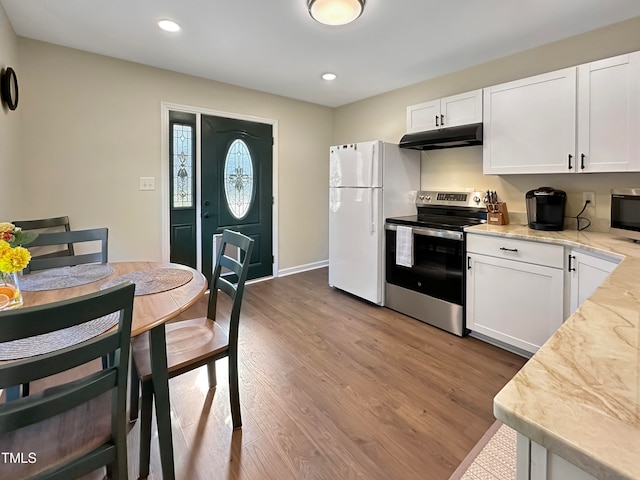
[[385, 223, 463, 241]]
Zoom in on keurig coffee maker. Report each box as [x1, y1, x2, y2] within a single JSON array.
[[525, 187, 567, 231]]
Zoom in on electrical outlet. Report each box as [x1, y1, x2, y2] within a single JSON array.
[[582, 191, 596, 207]]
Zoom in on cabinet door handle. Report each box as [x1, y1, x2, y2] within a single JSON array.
[[440, 114, 444, 126], [568, 254, 576, 272], [435, 115, 439, 127], [580, 153, 586, 170], [568, 154, 573, 170], [499, 247, 518, 252], [467, 256, 472, 270]]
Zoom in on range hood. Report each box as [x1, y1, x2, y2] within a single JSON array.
[[399, 123, 483, 150]]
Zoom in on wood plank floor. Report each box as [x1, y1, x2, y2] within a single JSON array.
[[36, 267, 527, 479]]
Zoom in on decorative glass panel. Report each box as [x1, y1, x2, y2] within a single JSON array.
[[172, 124, 193, 208], [224, 139, 254, 219]]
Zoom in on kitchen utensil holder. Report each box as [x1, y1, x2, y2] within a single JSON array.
[[487, 202, 510, 225]]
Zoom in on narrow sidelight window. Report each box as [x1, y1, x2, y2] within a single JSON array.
[[172, 123, 194, 208]]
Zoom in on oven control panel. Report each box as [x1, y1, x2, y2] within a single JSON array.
[[416, 190, 486, 207], [437, 193, 467, 202]]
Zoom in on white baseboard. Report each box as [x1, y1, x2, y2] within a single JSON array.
[[468, 331, 533, 359], [278, 259, 328, 277]]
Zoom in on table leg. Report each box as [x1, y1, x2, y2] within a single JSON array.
[[148, 325, 175, 480]]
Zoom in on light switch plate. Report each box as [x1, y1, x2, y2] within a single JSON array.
[[139, 177, 155, 191]]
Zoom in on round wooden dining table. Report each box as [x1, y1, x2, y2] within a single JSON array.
[[20, 261, 208, 480]]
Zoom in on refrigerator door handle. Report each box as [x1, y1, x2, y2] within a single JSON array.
[[329, 150, 342, 187], [369, 143, 375, 188], [369, 188, 375, 234]]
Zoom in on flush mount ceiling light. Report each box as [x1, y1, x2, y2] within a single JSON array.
[[308, 0, 365, 26], [322, 73, 337, 80], [158, 19, 181, 32]]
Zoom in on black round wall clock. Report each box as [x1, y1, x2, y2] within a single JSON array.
[[1, 67, 19, 111]]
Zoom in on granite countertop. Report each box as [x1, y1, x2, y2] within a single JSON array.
[[464, 223, 640, 479]]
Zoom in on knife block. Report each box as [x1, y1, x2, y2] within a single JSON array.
[[487, 202, 510, 225]]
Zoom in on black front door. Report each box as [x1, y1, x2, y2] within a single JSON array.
[[201, 115, 273, 282]]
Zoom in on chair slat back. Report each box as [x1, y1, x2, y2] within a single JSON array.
[[24, 227, 108, 273], [219, 255, 243, 277], [0, 282, 134, 436], [208, 230, 254, 339], [13, 216, 75, 257], [13, 216, 72, 232]]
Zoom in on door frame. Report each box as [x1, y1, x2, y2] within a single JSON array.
[[160, 101, 279, 278]]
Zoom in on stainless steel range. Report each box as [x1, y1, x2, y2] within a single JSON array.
[[385, 190, 487, 336]]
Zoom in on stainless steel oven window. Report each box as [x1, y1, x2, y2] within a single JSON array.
[[385, 229, 465, 305]]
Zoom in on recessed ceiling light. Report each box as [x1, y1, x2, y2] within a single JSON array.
[[322, 73, 337, 81], [158, 20, 181, 32]]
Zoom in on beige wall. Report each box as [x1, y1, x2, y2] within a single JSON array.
[[334, 16, 640, 231], [8, 14, 640, 272], [17, 39, 333, 269], [0, 5, 20, 219]]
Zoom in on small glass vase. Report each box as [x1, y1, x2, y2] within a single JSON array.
[[0, 271, 23, 310]]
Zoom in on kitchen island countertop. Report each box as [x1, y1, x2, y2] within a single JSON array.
[[464, 223, 640, 480]]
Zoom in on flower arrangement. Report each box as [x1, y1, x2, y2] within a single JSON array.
[[0, 222, 37, 272], [0, 222, 38, 309]]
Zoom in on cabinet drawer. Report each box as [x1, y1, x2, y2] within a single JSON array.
[[467, 234, 564, 268]]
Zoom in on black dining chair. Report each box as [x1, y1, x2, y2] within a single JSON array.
[[0, 282, 135, 479], [13, 216, 75, 258], [129, 229, 254, 478], [19, 227, 111, 385], [24, 227, 109, 273]]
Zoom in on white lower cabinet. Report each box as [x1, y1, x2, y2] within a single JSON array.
[[482, 243, 623, 479], [466, 234, 564, 355], [466, 235, 623, 355], [566, 249, 619, 314], [517, 434, 598, 480]]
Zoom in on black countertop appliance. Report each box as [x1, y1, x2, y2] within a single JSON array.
[[525, 187, 567, 231]]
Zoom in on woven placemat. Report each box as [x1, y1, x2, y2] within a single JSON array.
[[20, 264, 116, 292], [100, 268, 193, 296], [0, 312, 119, 361]]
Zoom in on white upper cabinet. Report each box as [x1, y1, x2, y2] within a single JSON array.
[[577, 52, 640, 172], [483, 51, 640, 175], [483, 68, 577, 174], [406, 99, 440, 132], [406, 89, 482, 133], [441, 90, 483, 128]]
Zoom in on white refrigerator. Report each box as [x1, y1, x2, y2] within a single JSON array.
[[329, 141, 420, 305]]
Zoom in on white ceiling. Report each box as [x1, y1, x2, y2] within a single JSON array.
[[3, 0, 640, 107]]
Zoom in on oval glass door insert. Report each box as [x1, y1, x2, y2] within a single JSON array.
[[224, 139, 255, 219]]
